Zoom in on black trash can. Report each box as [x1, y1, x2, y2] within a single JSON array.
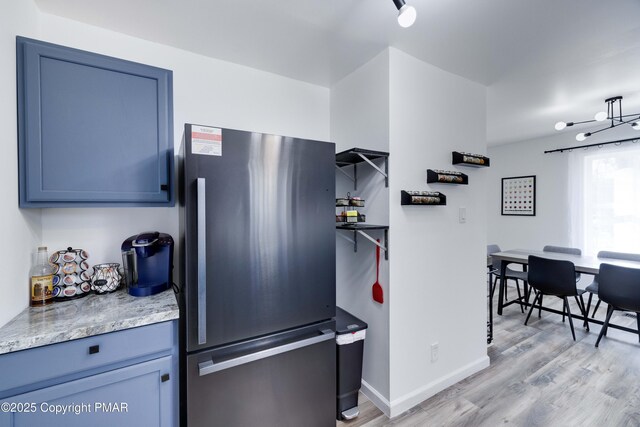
[[335, 306, 368, 421]]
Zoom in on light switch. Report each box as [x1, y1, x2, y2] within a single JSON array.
[[459, 207, 467, 223]]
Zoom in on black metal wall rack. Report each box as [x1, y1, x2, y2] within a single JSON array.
[[335, 148, 389, 190], [336, 224, 389, 260]]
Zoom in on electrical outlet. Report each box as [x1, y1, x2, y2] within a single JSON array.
[[459, 207, 466, 223], [431, 342, 439, 363]]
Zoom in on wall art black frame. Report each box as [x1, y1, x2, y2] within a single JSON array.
[[501, 175, 536, 216]]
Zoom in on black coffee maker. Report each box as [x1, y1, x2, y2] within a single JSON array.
[[121, 231, 174, 297]]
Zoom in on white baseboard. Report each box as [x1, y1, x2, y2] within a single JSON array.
[[360, 379, 391, 418], [388, 355, 490, 418]]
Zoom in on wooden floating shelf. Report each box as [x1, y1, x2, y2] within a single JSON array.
[[452, 151, 490, 167], [400, 191, 446, 206], [426, 169, 468, 185]]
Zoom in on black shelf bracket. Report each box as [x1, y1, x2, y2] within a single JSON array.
[[335, 148, 389, 190], [335, 164, 356, 188], [337, 225, 389, 260]]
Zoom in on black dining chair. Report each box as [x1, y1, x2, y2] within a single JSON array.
[[543, 245, 582, 281], [585, 251, 640, 318], [538, 245, 582, 317], [525, 255, 589, 340], [543, 245, 582, 256], [487, 244, 528, 312], [595, 263, 640, 347]]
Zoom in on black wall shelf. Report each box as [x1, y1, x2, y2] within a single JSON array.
[[400, 191, 446, 206], [336, 224, 389, 260], [335, 147, 389, 190], [452, 151, 490, 167], [427, 169, 468, 185]]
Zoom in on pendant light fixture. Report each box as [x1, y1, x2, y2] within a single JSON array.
[[554, 96, 640, 141], [392, 0, 417, 28]]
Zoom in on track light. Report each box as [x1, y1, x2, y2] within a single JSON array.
[[392, 0, 416, 28], [555, 96, 640, 140]]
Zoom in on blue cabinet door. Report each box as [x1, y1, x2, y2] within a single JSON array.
[[0, 356, 174, 427], [16, 37, 174, 207]]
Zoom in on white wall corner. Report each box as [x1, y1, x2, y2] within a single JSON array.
[[331, 46, 391, 403], [389, 356, 489, 418], [361, 379, 392, 418], [387, 47, 488, 419]]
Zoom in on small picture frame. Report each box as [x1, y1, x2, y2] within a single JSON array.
[[501, 175, 536, 216]]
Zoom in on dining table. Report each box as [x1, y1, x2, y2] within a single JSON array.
[[490, 249, 640, 333]]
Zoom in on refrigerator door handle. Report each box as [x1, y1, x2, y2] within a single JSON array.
[[197, 177, 207, 345], [198, 329, 335, 376]]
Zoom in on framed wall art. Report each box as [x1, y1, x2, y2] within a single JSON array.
[[501, 175, 536, 216]]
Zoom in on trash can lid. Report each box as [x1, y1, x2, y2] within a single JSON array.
[[335, 306, 368, 334]]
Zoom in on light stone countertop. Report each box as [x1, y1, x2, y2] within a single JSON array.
[[0, 288, 179, 355]]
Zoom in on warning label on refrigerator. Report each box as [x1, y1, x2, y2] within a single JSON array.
[[191, 126, 222, 156]]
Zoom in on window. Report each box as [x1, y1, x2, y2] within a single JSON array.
[[569, 144, 640, 255]]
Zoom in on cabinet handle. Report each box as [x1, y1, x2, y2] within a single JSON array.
[[89, 345, 100, 355], [160, 184, 169, 191], [161, 374, 170, 382]]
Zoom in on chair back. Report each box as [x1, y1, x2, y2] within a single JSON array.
[[487, 244, 502, 271], [543, 245, 581, 256], [487, 244, 501, 255], [598, 264, 640, 313], [598, 251, 640, 262], [528, 255, 578, 297]]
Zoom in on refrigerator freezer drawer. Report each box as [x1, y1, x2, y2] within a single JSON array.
[[186, 334, 335, 427], [198, 329, 334, 376]]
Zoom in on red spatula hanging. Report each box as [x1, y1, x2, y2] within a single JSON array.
[[372, 239, 384, 304]]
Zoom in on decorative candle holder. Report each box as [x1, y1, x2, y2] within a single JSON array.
[[91, 263, 122, 294]]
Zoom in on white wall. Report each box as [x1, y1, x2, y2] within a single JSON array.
[[487, 134, 570, 252], [0, 1, 330, 327], [486, 125, 637, 254], [331, 50, 391, 404], [388, 48, 489, 416], [332, 48, 490, 417], [0, 0, 43, 327]]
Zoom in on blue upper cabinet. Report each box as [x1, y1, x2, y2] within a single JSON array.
[[16, 37, 174, 207]]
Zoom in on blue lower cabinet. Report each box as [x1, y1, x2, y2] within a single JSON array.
[[0, 321, 178, 427], [0, 356, 173, 427]]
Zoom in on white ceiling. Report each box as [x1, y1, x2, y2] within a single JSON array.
[[34, 0, 640, 146]]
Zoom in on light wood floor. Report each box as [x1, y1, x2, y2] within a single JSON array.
[[338, 283, 640, 426]]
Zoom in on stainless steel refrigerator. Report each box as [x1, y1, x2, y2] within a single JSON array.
[[178, 124, 336, 427]]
